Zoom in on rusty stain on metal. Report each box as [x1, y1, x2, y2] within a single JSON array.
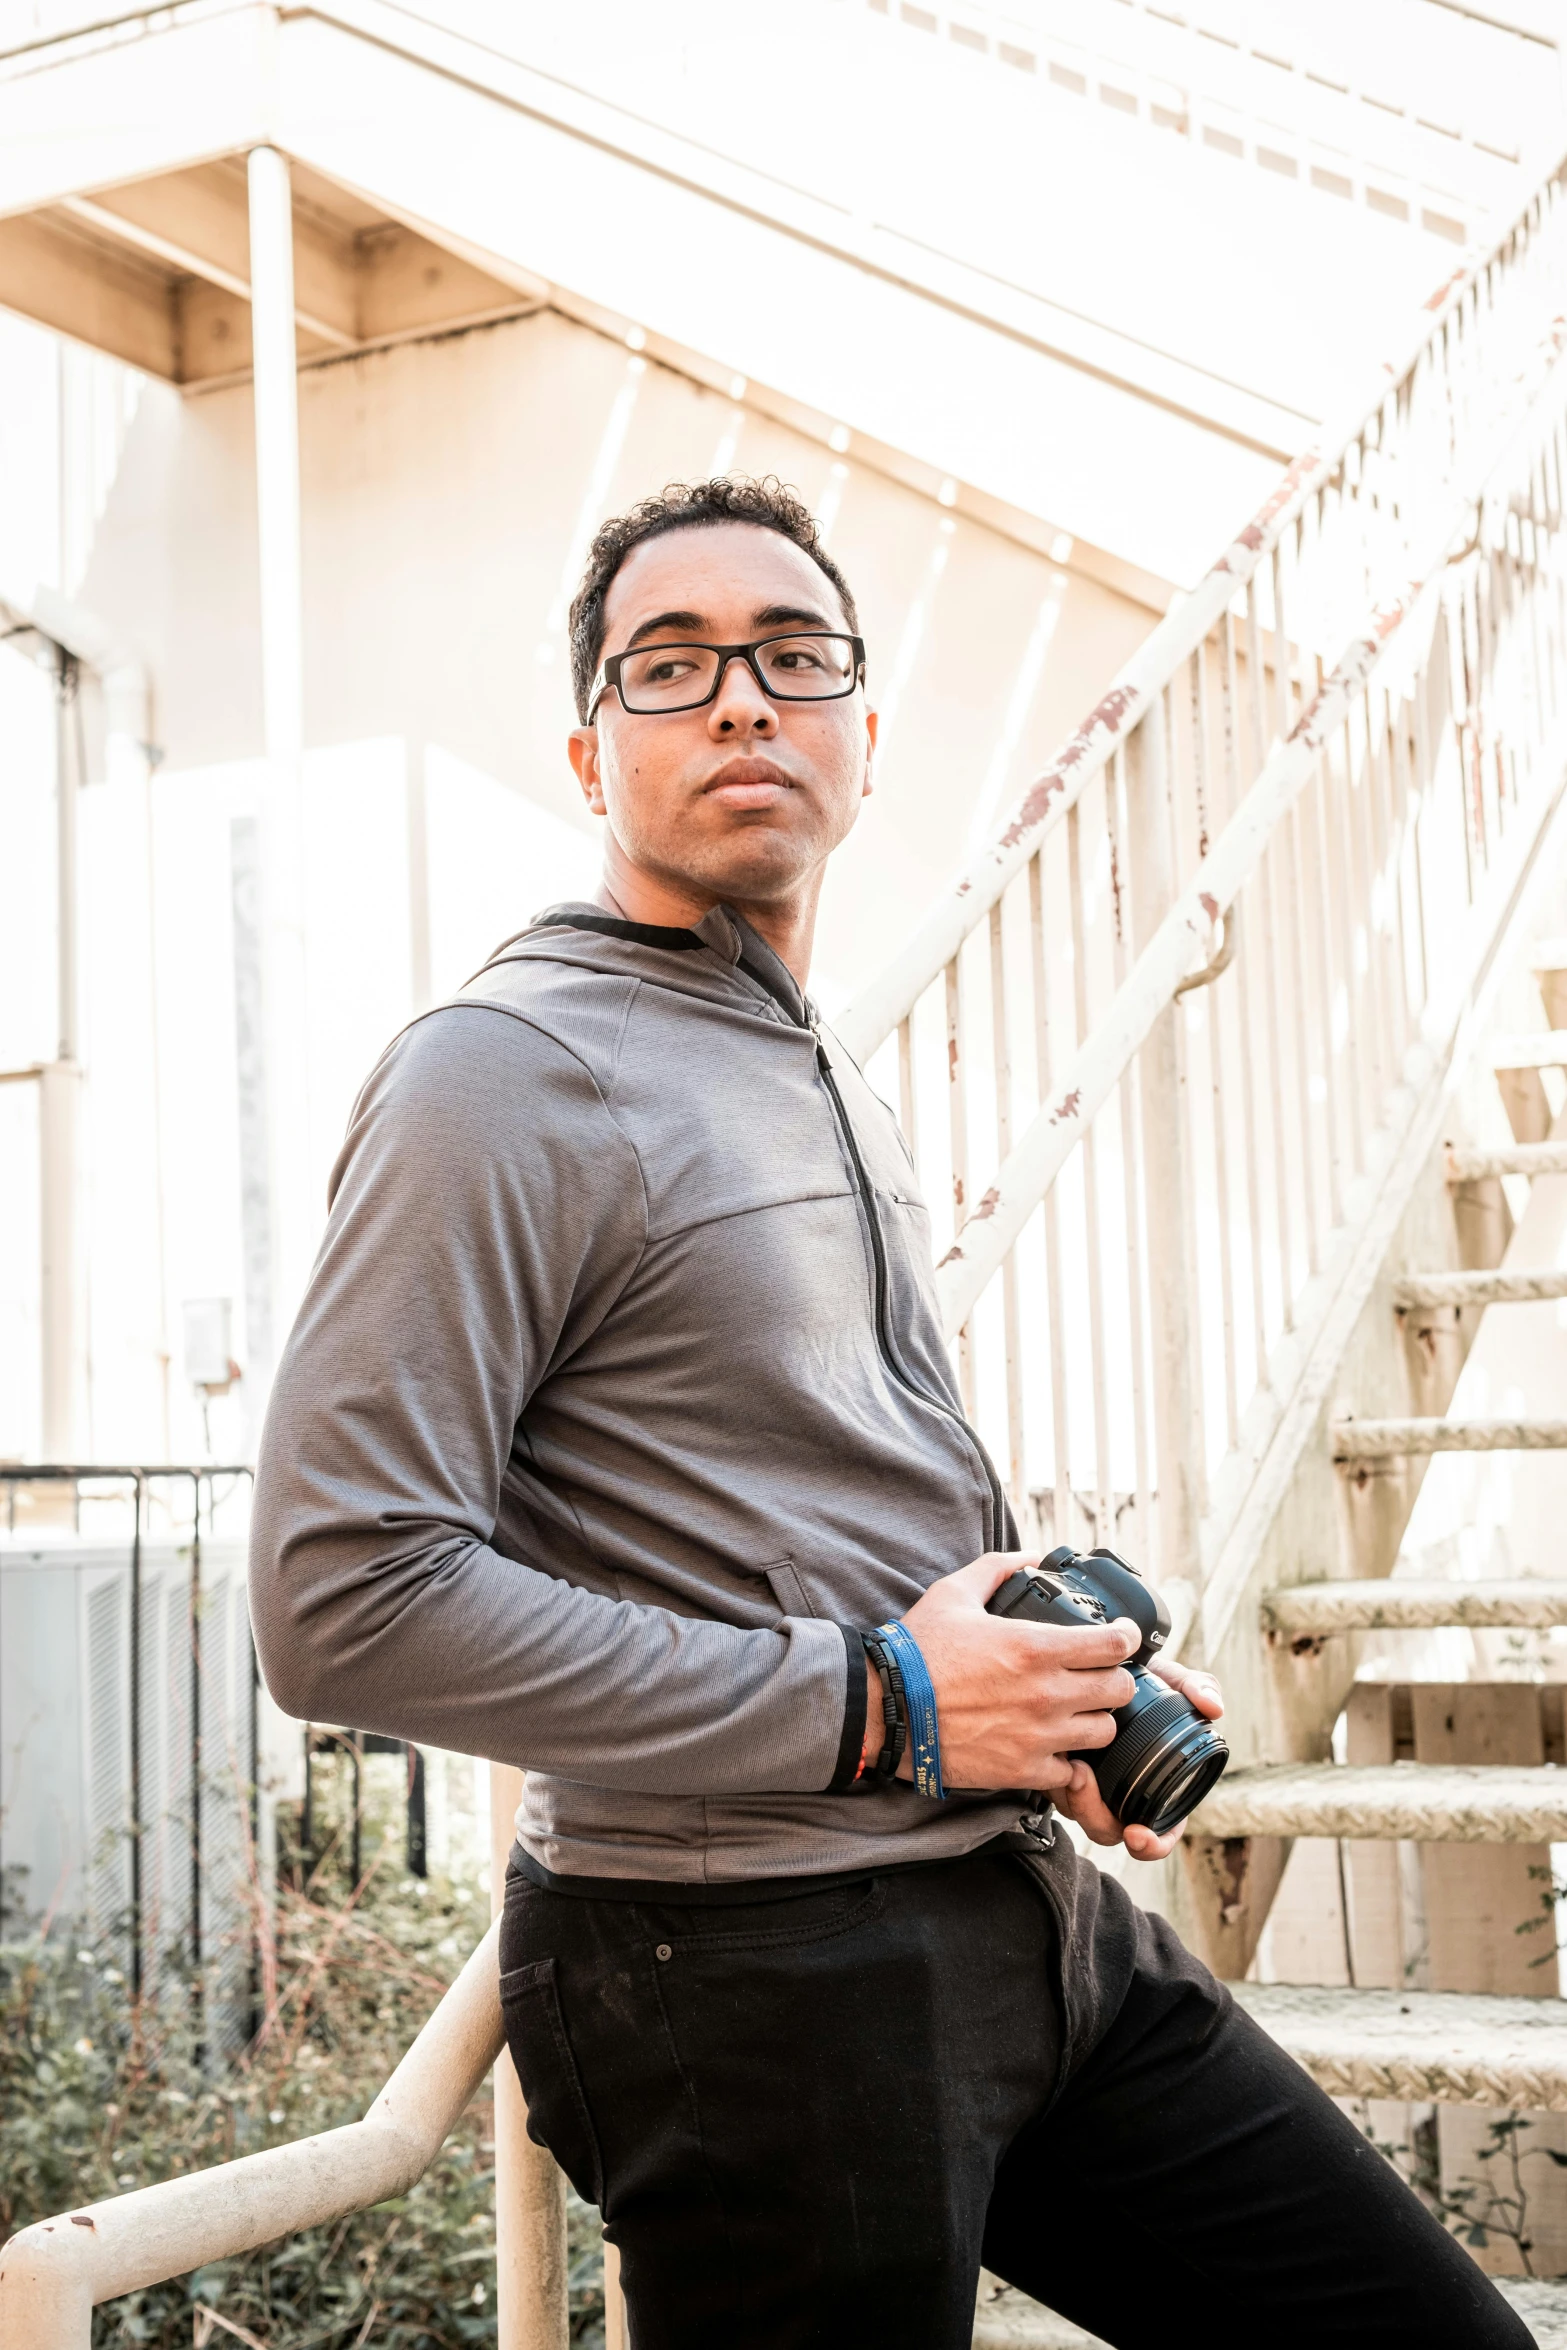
[[936, 1241, 964, 1268], [952, 1176, 965, 1208], [69, 2217, 95, 2231], [996, 683, 1139, 851], [1200, 891, 1219, 924], [1423, 264, 1467, 313], [1221, 449, 1323, 569], [1289, 595, 1413, 753], [1049, 1087, 1083, 1125], [947, 1037, 959, 1078], [970, 1185, 1001, 1222]]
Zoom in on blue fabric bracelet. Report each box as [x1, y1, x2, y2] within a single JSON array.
[[876, 1619, 945, 1801]]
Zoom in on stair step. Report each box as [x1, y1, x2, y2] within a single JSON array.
[[1446, 1141, 1567, 1180], [973, 2282, 1107, 2349], [974, 2274, 1567, 2346], [1490, 1031, 1567, 1071], [1234, 1982, 1567, 2111], [1393, 1268, 1567, 1307], [1192, 1761, 1567, 1843], [1262, 1577, 1567, 1636], [1499, 2283, 1567, 2349], [1333, 1415, 1567, 1457]]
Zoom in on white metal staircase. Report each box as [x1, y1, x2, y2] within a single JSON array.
[[971, 978, 1567, 2350], [1168, 971, 1567, 2303]]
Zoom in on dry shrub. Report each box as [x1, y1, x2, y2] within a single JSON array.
[[1, 1759, 606, 2347]]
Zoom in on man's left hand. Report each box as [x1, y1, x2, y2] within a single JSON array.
[[1053, 1642, 1225, 1861]]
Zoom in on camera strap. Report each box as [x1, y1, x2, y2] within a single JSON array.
[[875, 1619, 946, 1801]]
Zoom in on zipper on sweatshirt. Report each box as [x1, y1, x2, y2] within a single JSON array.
[[810, 1031, 1010, 1550]]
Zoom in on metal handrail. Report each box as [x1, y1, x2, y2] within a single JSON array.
[[933, 301, 1567, 1338], [835, 150, 1567, 1073], [0, 1922, 506, 2347]]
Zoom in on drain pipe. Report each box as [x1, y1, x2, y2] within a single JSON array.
[[0, 578, 152, 1458]]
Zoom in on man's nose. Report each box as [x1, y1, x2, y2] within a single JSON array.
[[707, 656, 779, 737]]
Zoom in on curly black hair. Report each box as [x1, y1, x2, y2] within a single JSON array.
[[567, 474, 860, 723]]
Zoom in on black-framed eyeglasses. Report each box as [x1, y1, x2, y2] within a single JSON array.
[[587, 632, 867, 720]]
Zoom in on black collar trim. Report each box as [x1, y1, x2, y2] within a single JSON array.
[[511, 907, 807, 1028], [537, 910, 707, 952]]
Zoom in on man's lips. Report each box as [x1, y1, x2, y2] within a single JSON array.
[[701, 758, 795, 808]]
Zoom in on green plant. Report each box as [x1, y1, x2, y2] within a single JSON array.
[[1, 1754, 608, 2347], [1365, 2109, 1567, 2277]]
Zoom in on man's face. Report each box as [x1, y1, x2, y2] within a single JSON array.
[[569, 522, 875, 907]]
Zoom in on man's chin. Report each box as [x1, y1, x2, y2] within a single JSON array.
[[663, 836, 824, 908]]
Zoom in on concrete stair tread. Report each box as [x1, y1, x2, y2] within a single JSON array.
[[973, 2274, 1567, 2345], [973, 2281, 1109, 2349], [1447, 1142, 1567, 1179], [1499, 2283, 1567, 2348], [1393, 1268, 1567, 1306], [1261, 1578, 1567, 1635], [1490, 1032, 1567, 1070], [1193, 1761, 1567, 1842], [1334, 1416, 1567, 1456], [1234, 1981, 1567, 2110]]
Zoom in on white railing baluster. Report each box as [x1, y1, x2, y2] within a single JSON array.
[[1219, 611, 1270, 1394], [1350, 687, 1391, 1111], [989, 900, 1025, 1511], [1029, 849, 1072, 1550], [897, 1013, 915, 1146], [1245, 577, 1297, 1328], [1188, 642, 1240, 1448], [944, 951, 975, 1415], [1327, 718, 1370, 1177], [1127, 694, 1204, 1592], [1067, 801, 1114, 1543], [1371, 687, 1412, 1068], [1106, 748, 1154, 1556]]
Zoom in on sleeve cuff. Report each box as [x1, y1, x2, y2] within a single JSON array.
[[824, 1623, 869, 1793]]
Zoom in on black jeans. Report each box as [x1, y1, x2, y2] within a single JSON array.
[[499, 1837, 1530, 2349]]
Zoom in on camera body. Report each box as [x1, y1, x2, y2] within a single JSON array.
[[986, 1544, 1229, 1838]]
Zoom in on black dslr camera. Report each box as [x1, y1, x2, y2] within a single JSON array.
[[986, 1544, 1229, 1838]]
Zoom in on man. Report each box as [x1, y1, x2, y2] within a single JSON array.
[[252, 477, 1527, 2347]]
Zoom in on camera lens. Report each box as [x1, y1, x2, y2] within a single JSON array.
[[1086, 1671, 1230, 1840]]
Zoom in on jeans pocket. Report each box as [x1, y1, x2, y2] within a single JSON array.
[[498, 1955, 606, 2207], [666, 1877, 885, 1957]]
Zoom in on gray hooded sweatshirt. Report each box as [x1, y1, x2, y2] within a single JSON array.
[[250, 903, 1030, 1885]]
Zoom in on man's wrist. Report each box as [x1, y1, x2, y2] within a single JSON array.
[[859, 1629, 910, 1784], [858, 1656, 884, 1778]]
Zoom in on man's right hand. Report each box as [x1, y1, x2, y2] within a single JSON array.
[[865, 1551, 1137, 1793]]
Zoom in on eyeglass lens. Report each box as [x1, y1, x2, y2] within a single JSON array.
[[618, 635, 857, 712]]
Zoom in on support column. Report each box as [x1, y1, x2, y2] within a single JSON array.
[[489, 1765, 569, 2350], [1126, 697, 1204, 1620], [38, 1057, 81, 1458], [40, 645, 83, 1459], [246, 146, 313, 1381]]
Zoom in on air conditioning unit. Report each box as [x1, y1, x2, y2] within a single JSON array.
[[1, 1525, 258, 2054]]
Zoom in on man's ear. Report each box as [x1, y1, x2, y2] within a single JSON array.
[[568, 725, 607, 816], [861, 703, 877, 800]]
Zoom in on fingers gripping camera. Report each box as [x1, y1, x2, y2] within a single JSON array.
[[986, 1546, 1230, 1837]]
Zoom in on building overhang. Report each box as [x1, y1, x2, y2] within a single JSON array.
[[0, 0, 1336, 603]]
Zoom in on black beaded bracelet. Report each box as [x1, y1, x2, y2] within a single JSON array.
[[861, 1629, 910, 1784]]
